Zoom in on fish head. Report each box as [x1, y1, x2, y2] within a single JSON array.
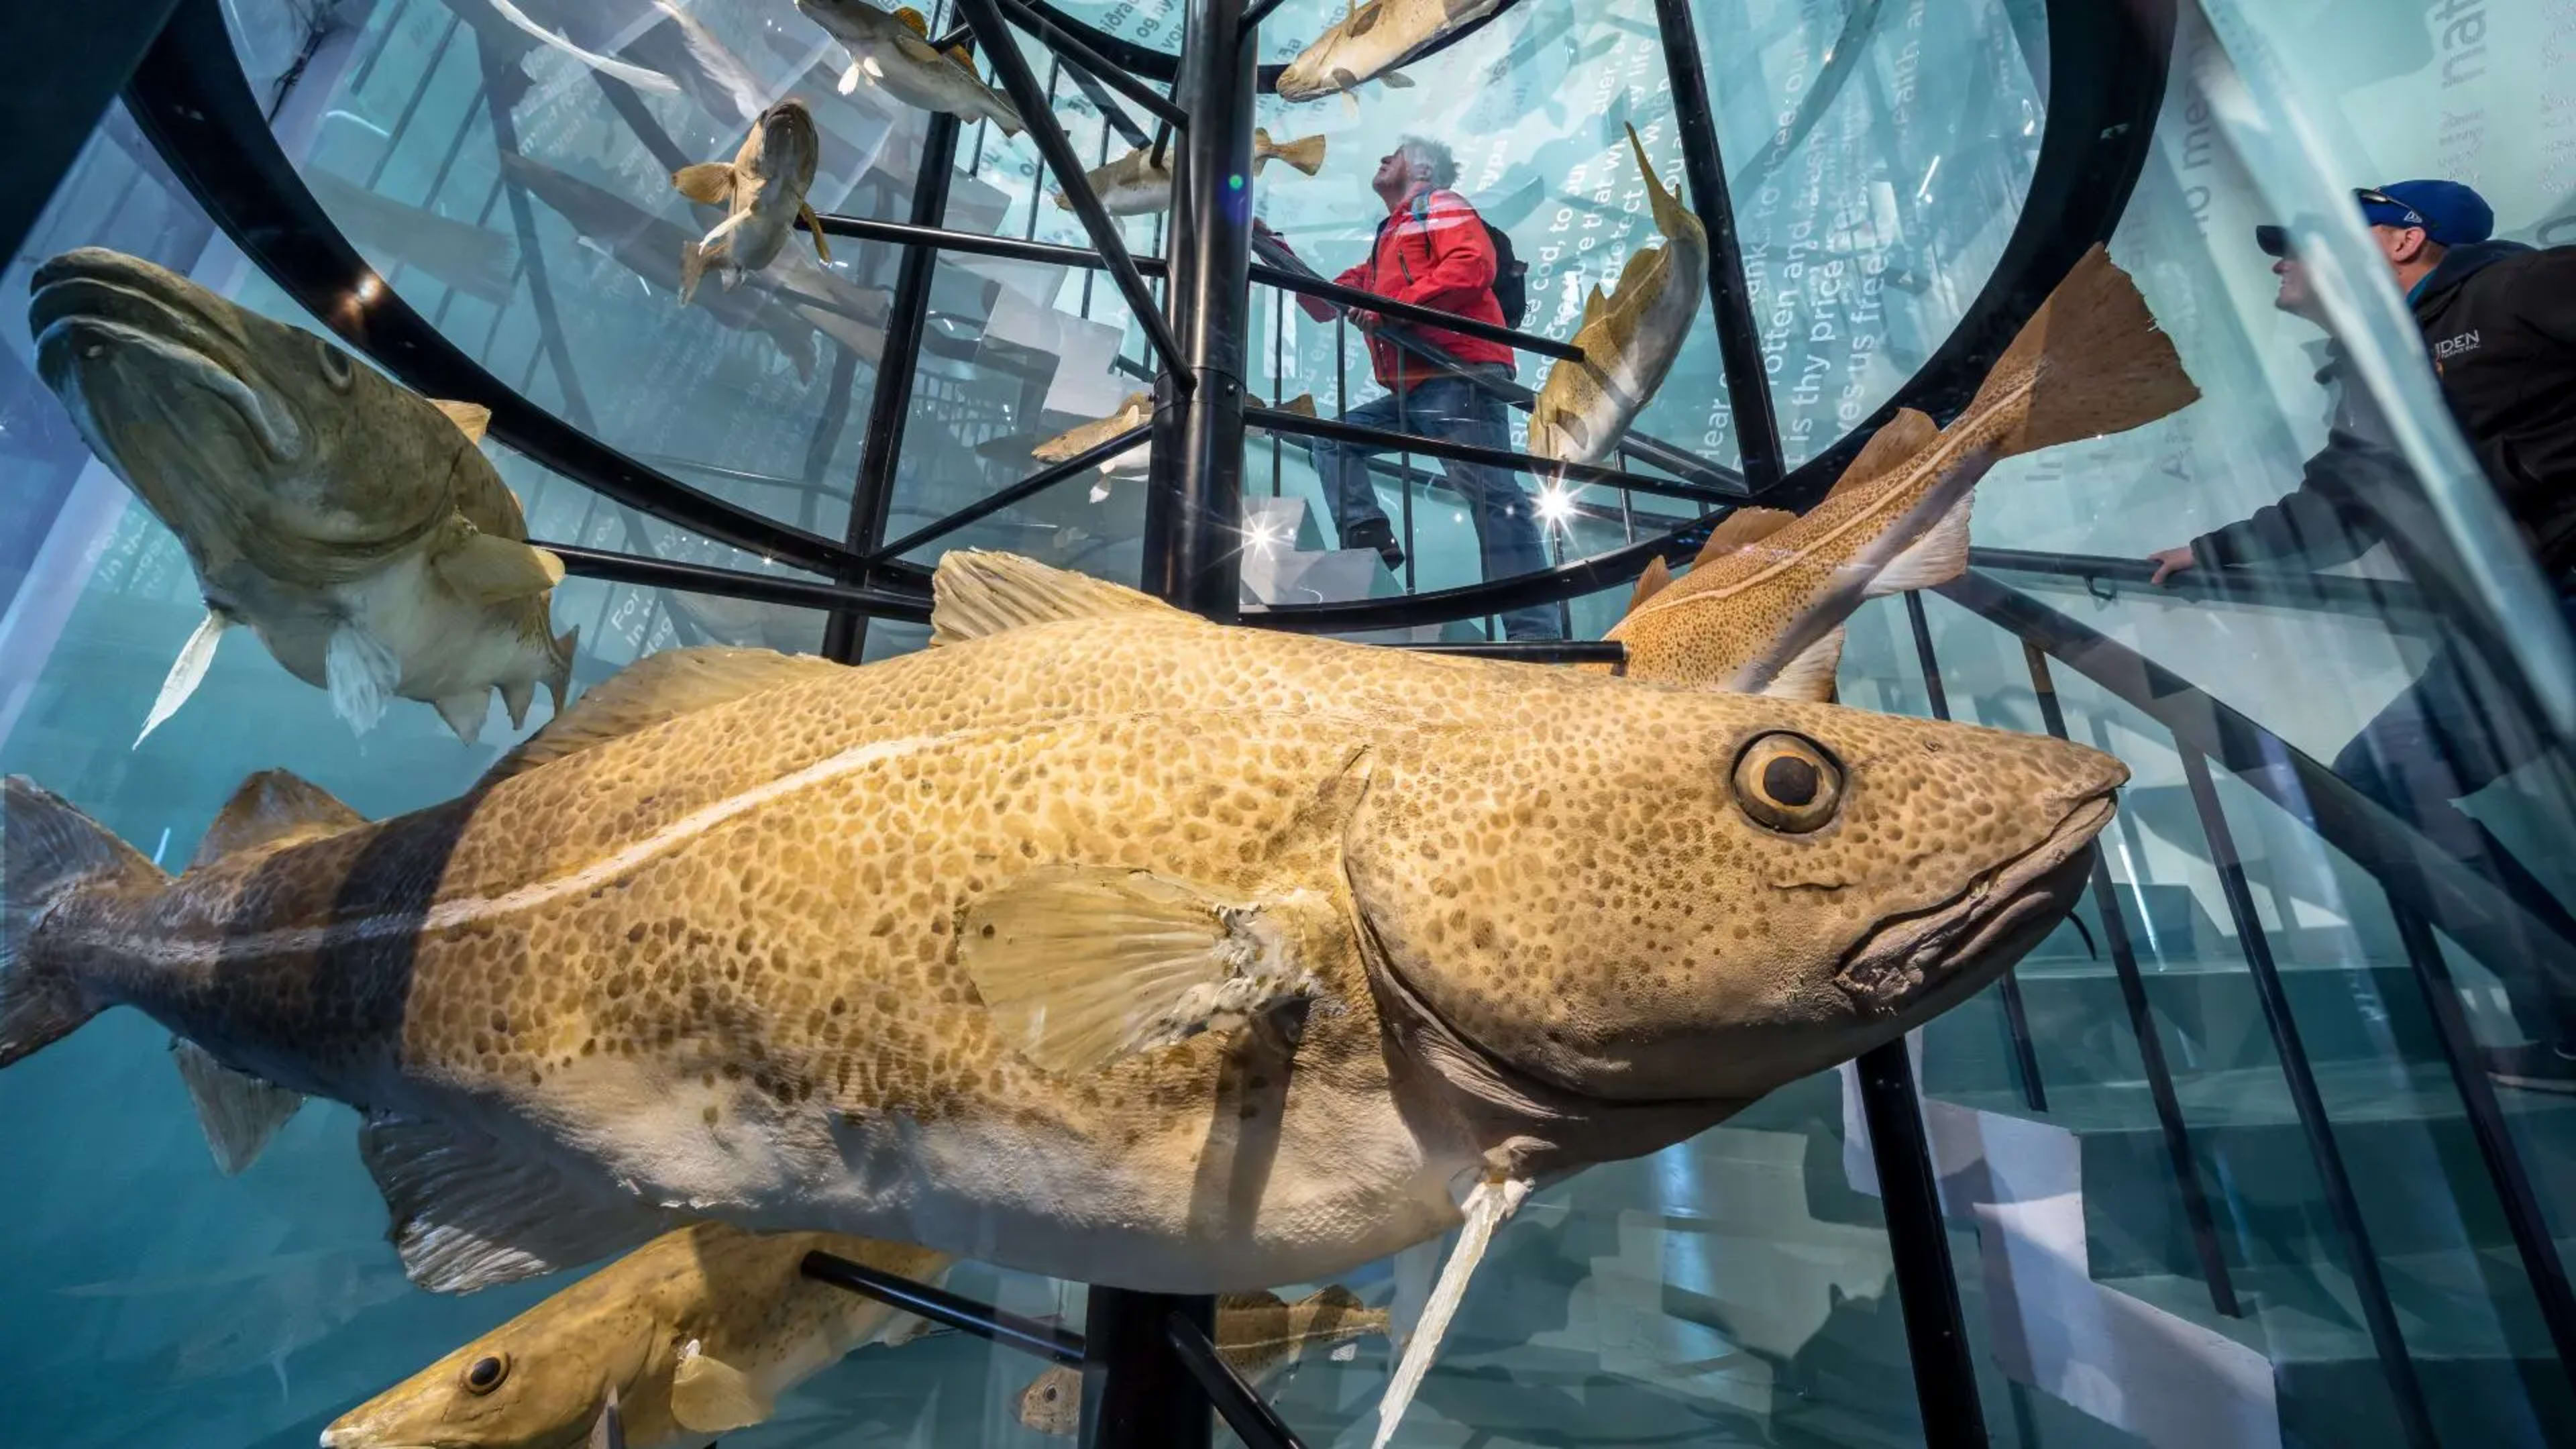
[[320, 1303, 663, 1449], [1016, 1365, 1083, 1436], [1344, 688, 2125, 1106], [751, 100, 822, 191], [29, 248, 461, 556]]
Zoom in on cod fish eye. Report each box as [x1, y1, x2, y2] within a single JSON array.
[[462, 1353, 509, 1394], [1732, 733, 1843, 834], [317, 337, 355, 389]]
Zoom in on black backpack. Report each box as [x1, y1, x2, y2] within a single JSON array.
[[1483, 219, 1529, 329]]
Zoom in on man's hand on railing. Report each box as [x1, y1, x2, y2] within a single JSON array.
[[2147, 545, 2198, 586]]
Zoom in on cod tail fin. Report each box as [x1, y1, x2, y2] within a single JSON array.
[[1254, 129, 1328, 177], [1966, 243, 2199, 460], [983, 87, 1026, 138], [2, 777, 166, 1068]]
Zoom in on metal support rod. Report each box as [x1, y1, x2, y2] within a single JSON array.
[[1247, 264, 1587, 361], [1166, 1310, 1307, 1449], [824, 110, 960, 661], [1251, 407, 1741, 503], [1854, 1040, 1989, 1448], [2021, 644, 2241, 1319], [1239, 0, 1289, 28], [952, 0, 1191, 388], [801, 1252, 1085, 1364], [1904, 594, 2047, 1114], [1646, 0, 1785, 490], [993, 0, 1189, 130], [543, 543, 931, 622], [866, 424, 1150, 564], [2385, 904, 2576, 1387], [2176, 748, 2438, 1449], [1404, 640, 1625, 665], [1084, 1289, 1216, 1448], [1140, 0, 1254, 619]]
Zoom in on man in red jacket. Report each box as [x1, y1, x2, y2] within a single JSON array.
[[1285, 137, 1560, 640]]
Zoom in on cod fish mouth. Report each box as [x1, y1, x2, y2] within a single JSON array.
[[29, 254, 307, 461], [1835, 792, 2116, 1014]]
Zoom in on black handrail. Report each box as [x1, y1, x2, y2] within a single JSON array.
[[867, 423, 1152, 564], [1248, 406, 1744, 503], [1244, 263, 1587, 362], [1972, 545, 2434, 619], [544, 543, 934, 623]]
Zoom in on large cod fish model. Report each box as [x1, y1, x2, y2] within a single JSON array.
[[796, 0, 1024, 135], [0, 557, 2123, 1335], [28, 248, 576, 744], [671, 98, 833, 305], [1611, 244, 2201, 695], [1054, 129, 1328, 217], [1527, 125, 1706, 467], [1275, 0, 1500, 103], [324, 1222, 951, 1449]]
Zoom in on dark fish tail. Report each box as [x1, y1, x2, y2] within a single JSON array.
[[1, 776, 166, 1067]]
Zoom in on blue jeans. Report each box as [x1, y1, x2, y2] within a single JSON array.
[[2332, 592, 2576, 1043], [1311, 366, 1563, 641]]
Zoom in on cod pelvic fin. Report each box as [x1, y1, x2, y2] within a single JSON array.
[[360, 1111, 678, 1293], [135, 608, 231, 748], [672, 1341, 775, 1434], [170, 1037, 304, 1175]]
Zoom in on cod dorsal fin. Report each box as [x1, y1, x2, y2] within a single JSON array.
[[1623, 557, 1672, 616], [1827, 408, 1941, 500], [429, 400, 492, 443], [189, 769, 366, 872], [892, 5, 929, 34], [930, 551, 1185, 647], [1577, 284, 1609, 333], [1690, 507, 1796, 568], [480, 647, 849, 788], [361, 1112, 680, 1292], [434, 533, 565, 605]]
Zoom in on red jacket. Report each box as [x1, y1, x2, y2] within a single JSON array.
[[1328, 186, 1515, 390]]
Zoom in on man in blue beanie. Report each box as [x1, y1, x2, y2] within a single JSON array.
[[2149, 181, 2576, 1090]]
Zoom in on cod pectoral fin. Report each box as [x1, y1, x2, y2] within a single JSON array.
[[170, 1038, 303, 1175], [672, 161, 735, 205], [800, 199, 833, 262], [325, 623, 401, 735], [134, 609, 230, 748], [928, 550, 1185, 647], [361, 1112, 678, 1293], [959, 868, 1335, 1075], [1757, 625, 1845, 702], [671, 1341, 774, 1433], [435, 533, 566, 604]]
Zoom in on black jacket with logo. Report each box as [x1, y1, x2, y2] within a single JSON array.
[[2189, 241, 2576, 580]]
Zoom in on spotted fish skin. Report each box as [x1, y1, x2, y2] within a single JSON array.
[[1, 556, 2124, 1297], [1275, 0, 1503, 101]]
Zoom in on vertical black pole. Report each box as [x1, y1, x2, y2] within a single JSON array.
[[823, 112, 961, 662], [1085, 4, 1246, 1446], [1648, 0, 1786, 492], [1138, 0, 1253, 619], [1855, 1041, 1988, 1447], [7, 0, 186, 264], [2178, 748, 2438, 1448]]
